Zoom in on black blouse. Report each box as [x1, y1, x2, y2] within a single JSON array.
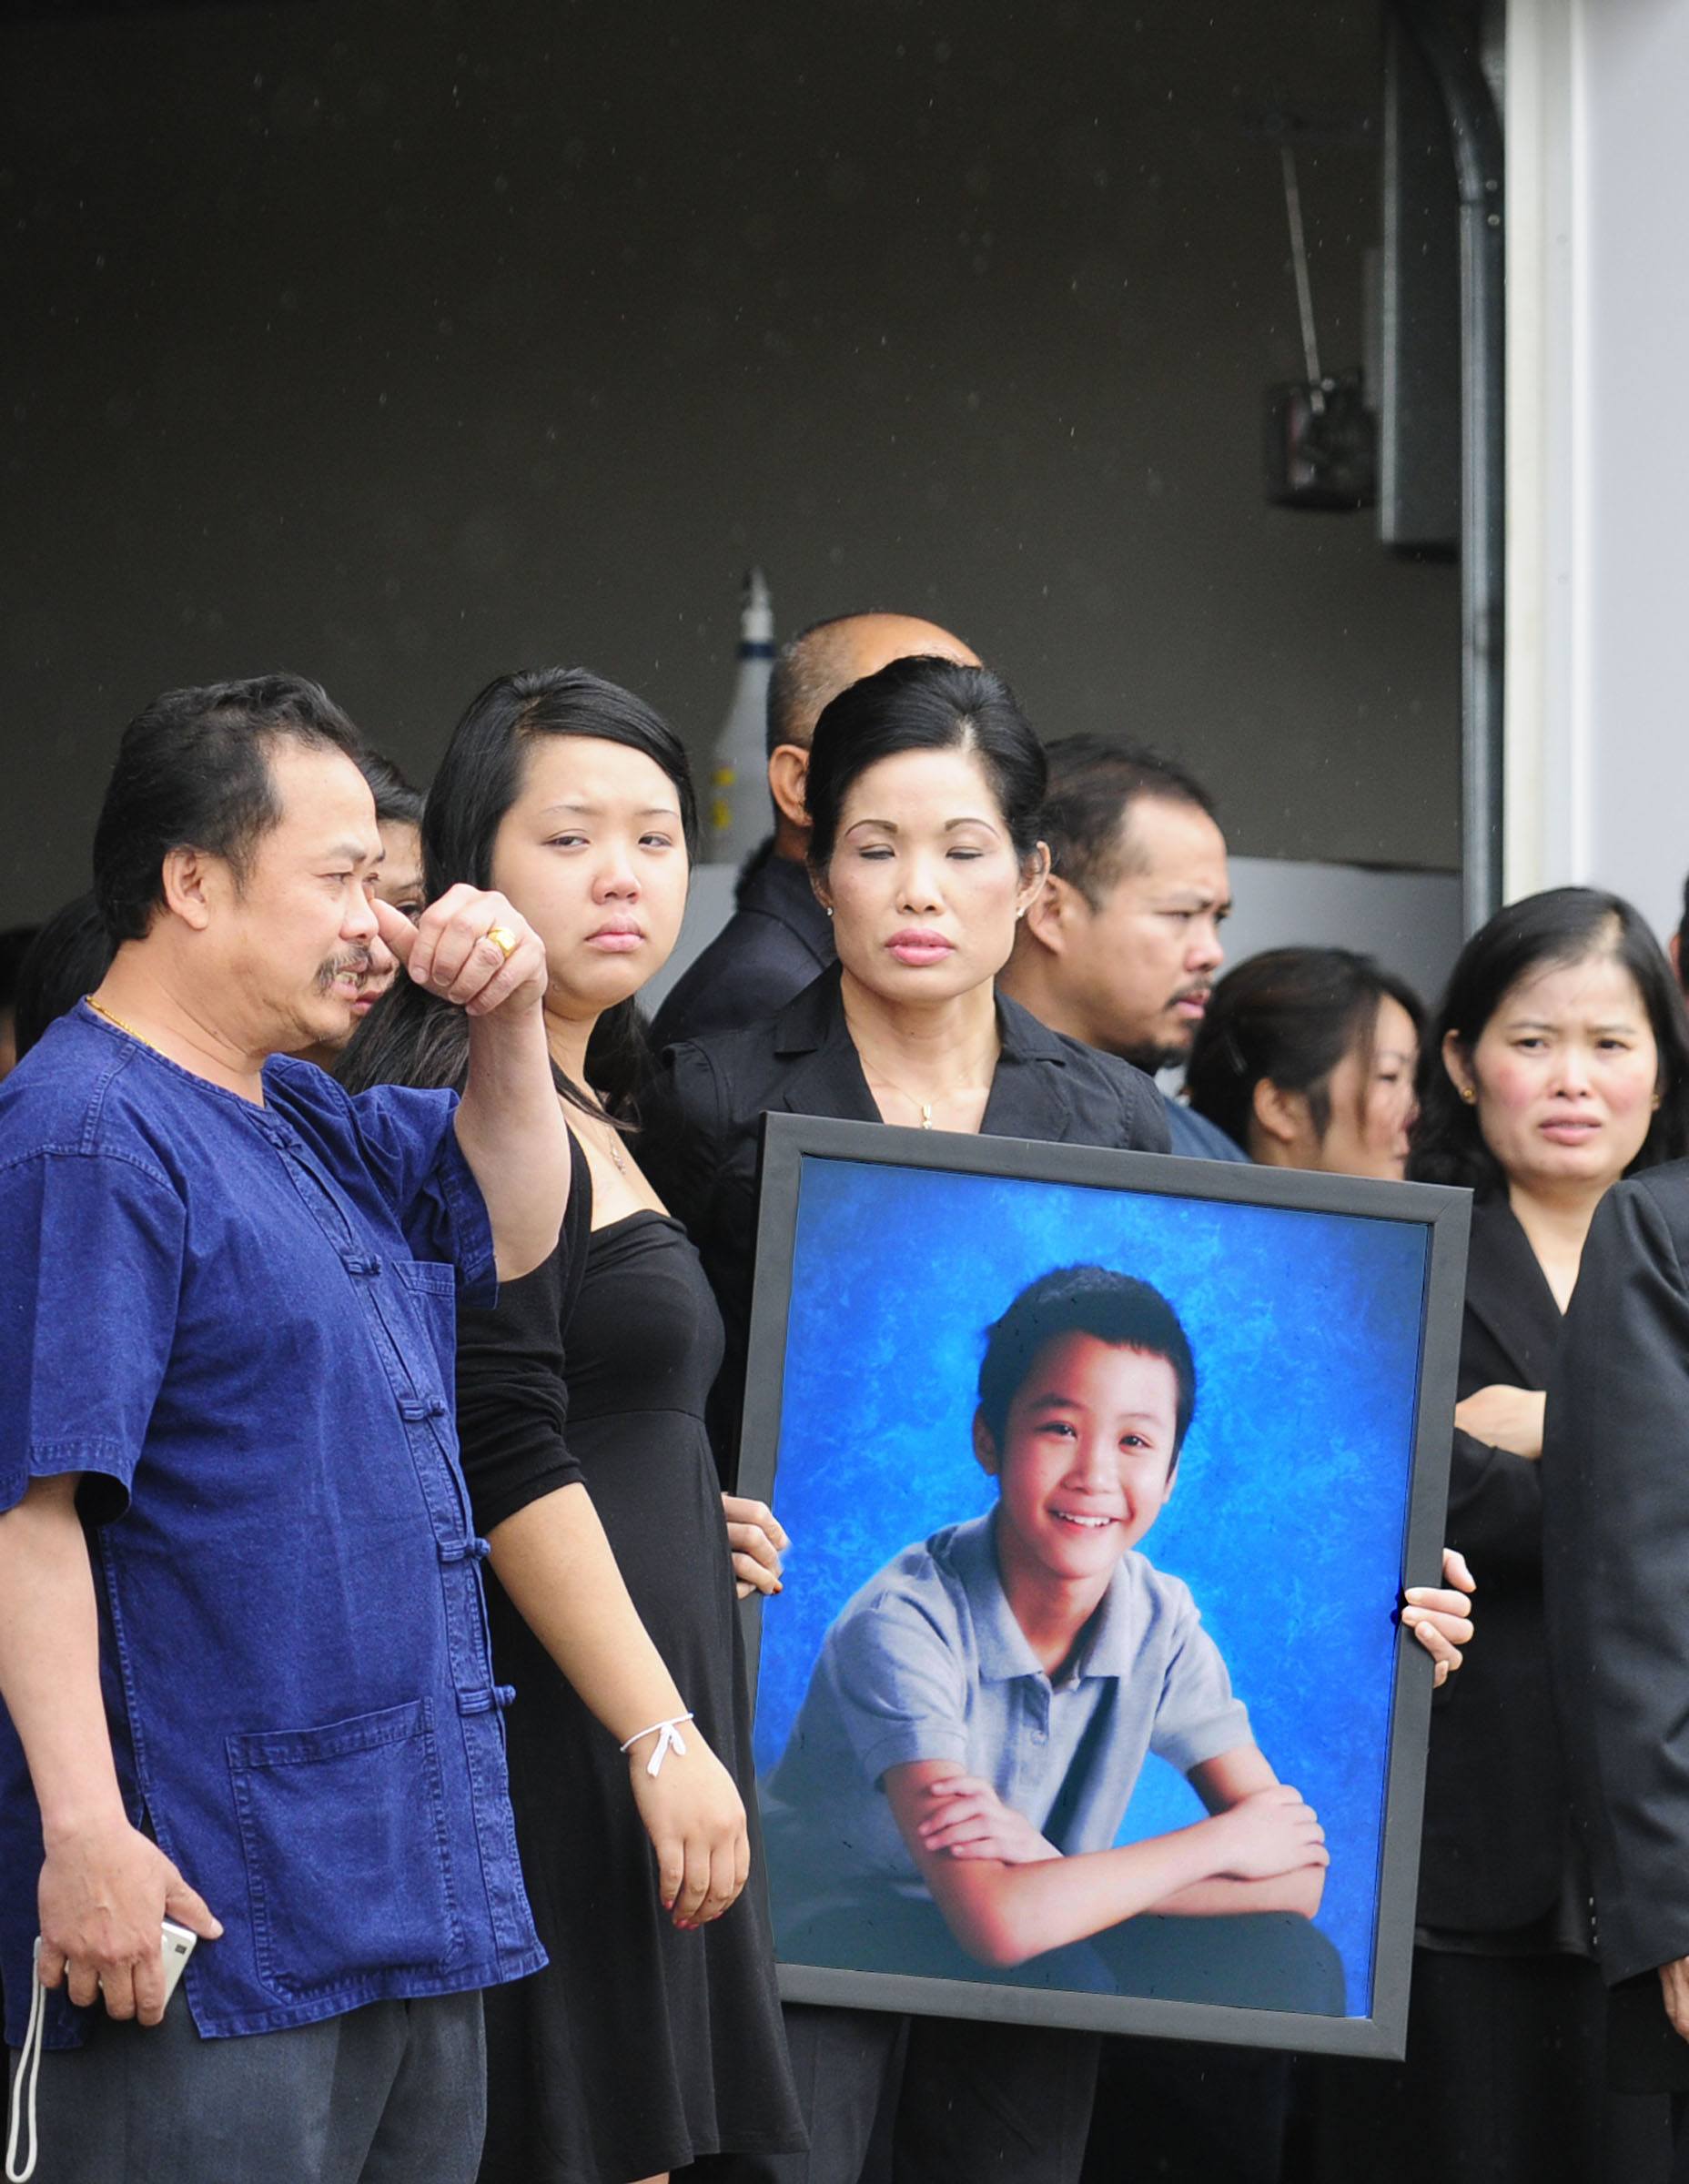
[[639, 965, 1171, 1484]]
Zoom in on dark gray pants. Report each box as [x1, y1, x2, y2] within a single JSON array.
[[5, 1988, 484, 2184]]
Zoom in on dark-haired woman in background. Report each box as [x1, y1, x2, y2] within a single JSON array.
[[640, 657, 1473, 2184], [358, 745, 429, 922], [0, 925, 35, 1078], [292, 749, 430, 1069], [1308, 887, 1689, 2184], [342, 669, 804, 2184], [1184, 946, 1422, 1180], [11, 891, 115, 1062]]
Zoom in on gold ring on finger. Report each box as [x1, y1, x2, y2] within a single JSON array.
[[484, 924, 520, 961]]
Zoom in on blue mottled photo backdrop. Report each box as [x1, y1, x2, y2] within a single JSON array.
[[753, 1154, 1431, 2017]]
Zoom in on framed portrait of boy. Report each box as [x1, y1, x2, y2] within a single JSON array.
[[737, 1116, 1470, 2060]]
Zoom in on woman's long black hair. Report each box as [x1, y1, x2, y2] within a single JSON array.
[[338, 667, 697, 1116], [1409, 885, 1689, 1195]]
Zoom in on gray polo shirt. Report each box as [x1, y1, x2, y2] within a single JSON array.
[[761, 1511, 1252, 1938]]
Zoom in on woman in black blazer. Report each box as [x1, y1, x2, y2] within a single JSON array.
[[1308, 887, 1689, 2184], [643, 926, 1169, 1489], [640, 661, 1169, 2184], [640, 659, 1475, 2184], [641, 659, 1171, 1493]]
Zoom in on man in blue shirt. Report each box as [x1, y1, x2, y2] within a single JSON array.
[[997, 737, 1250, 1162], [0, 675, 571, 2182]]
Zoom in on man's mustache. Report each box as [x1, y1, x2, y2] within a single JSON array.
[[317, 948, 377, 991]]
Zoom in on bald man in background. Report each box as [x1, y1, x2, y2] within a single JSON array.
[[650, 611, 978, 1048]]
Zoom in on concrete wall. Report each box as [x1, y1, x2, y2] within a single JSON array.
[[1, 0, 1461, 928], [1506, 0, 1689, 946]]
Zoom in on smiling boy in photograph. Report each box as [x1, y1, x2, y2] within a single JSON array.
[[761, 1262, 1342, 2009]]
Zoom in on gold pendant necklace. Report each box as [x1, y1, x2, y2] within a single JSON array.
[[841, 996, 997, 1133], [864, 1065, 941, 1130]]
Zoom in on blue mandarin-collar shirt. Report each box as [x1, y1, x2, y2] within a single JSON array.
[[0, 1006, 545, 2049], [761, 1511, 1251, 1944]]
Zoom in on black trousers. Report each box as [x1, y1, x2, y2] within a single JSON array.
[[700, 2004, 1100, 2184], [711, 1905, 1342, 2184], [1300, 1947, 1672, 2184], [1083, 2040, 1292, 2184]]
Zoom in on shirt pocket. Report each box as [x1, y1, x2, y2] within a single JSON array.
[[227, 1697, 464, 2001], [390, 1256, 460, 1381]]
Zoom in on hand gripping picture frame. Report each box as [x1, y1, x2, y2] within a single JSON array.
[[736, 1115, 1470, 2060]]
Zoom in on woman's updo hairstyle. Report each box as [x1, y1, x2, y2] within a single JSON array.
[[1185, 946, 1422, 1154], [804, 656, 1047, 872], [1409, 885, 1689, 1195]]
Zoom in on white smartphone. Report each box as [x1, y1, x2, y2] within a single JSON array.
[[158, 1918, 197, 2007]]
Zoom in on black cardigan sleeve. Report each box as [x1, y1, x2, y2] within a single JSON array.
[[1444, 1425, 1544, 1573], [454, 1133, 592, 1536]]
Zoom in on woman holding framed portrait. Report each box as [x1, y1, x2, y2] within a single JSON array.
[[640, 656, 1475, 2184]]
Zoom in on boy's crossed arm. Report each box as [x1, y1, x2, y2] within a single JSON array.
[[1144, 1745, 1327, 1919], [884, 1746, 1326, 1970]]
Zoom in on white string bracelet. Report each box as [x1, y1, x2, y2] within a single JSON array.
[[619, 1713, 694, 1777], [5, 1939, 45, 2183]]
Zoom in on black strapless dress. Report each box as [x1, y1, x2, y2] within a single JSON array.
[[467, 1204, 804, 2184]]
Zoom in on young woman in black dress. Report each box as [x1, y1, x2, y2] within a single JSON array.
[[343, 669, 804, 2184]]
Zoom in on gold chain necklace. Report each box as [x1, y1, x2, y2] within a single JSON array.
[[85, 994, 161, 1053]]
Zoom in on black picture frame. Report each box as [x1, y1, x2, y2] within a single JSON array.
[[737, 1114, 1470, 2059]]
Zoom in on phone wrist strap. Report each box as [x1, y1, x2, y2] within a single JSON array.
[[5, 1939, 45, 2183], [619, 1713, 694, 1777]]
